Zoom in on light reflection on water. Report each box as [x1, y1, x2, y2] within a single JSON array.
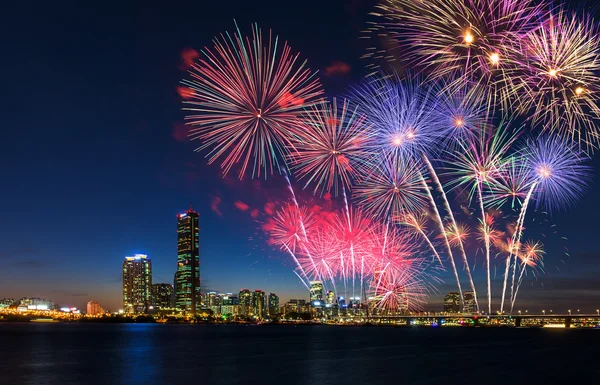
[[0, 323, 598, 385]]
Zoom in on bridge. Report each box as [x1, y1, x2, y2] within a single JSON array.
[[364, 314, 600, 328]]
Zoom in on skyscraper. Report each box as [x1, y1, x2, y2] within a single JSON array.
[[463, 291, 477, 314], [310, 281, 324, 302], [152, 283, 175, 309], [268, 293, 279, 317], [252, 290, 266, 318], [175, 205, 200, 315], [326, 290, 335, 305], [444, 292, 461, 313], [122, 254, 152, 314], [239, 289, 252, 315]]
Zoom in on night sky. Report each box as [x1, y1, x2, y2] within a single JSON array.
[[3, 0, 600, 312]]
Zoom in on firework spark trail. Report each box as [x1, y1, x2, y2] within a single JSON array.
[[282, 171, 325, 283], [500, 182, 535, 313], [477, 181, 492, 314], [512, 241, 545, 311], [342, 186, 357, 300], [291, 266, 310, 290], [510, 182, 537, 313], [282, 242, 309, 286], [423, 155, 479, 312], [508, 183, 536, 313], [404, 205, 443, 265]]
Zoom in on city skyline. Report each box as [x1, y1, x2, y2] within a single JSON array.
[[2, 0, 600, 314]]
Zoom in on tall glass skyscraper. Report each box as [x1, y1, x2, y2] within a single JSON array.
[[122, 254, 152, 314], [174, 206, 200, 315]]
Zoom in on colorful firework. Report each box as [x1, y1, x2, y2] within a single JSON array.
[[182, 22, 323, 178], [289, 98, 373, 196], [354, 154, 428, 220], [367, 0, 544, 100], [350, 74, 444, 160], [182, 3, 598, 315], [512, 10, 600, 151], [524, 136, 593, 212]]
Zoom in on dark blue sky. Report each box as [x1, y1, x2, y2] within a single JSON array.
[[2, 0, 600, 312]]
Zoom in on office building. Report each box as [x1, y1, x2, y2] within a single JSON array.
[[221, 294, 238, 317], [268, 293, 279, 317], [310, 281, 324, 303], [152, 283, 175, 309], [252, 290, 266, 318], [284, 299, 308, 314], [444, 292, 461, 313], [122, 254, 152, 314], [463, 291, 477, 314], [326, 291, 335, 305], [239, 289, 252, 315], [174, 205, 201, 315], [86, 301, 105, 316]]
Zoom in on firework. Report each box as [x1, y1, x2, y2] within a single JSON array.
[[524, 136, 592, 212], [435, 82, 489, 145], [269, 204, 315, 253], [290, 98, 373, 196], [512, 10, 600, 151], [510, 240, 545, 312], [367, 0, 543, 101], [445, 125, 517, 314], [182, 22, 323, 178], [370, 263, 428, 313], [484, 156, 532, 209], [350, 74, 444, 160], [398, 213, 443, 265], [354, 154, 428, 220]]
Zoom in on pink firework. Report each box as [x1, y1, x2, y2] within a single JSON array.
[[268, 204, 315, 253], [182, 22, 323, 178], [370, 265, 428, 313], [290, 98, 373, 196]]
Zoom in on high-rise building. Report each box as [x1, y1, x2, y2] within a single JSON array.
[[268, 293, 279, 317], [252, 290, 266, 318], [326, 291, 335, 305], [463, 291, 477, 314], [239, 289, 252, 315], [86, 301, 105, 316], [152, 283, 174, 309], [220, 293, 238, 317], [122, 254, 152, 314], [174, 206, 201, 315], [284, 299, 308, 314], [444, 292, 461, 313], [310, 281, 324, 302]]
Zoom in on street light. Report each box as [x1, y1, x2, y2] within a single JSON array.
[[596, 309, 599, 316], [542, 310, 546, 316], [568, 309, 572, 315]]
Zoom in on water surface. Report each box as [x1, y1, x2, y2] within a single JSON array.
[[1, 323, 598, 385]]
